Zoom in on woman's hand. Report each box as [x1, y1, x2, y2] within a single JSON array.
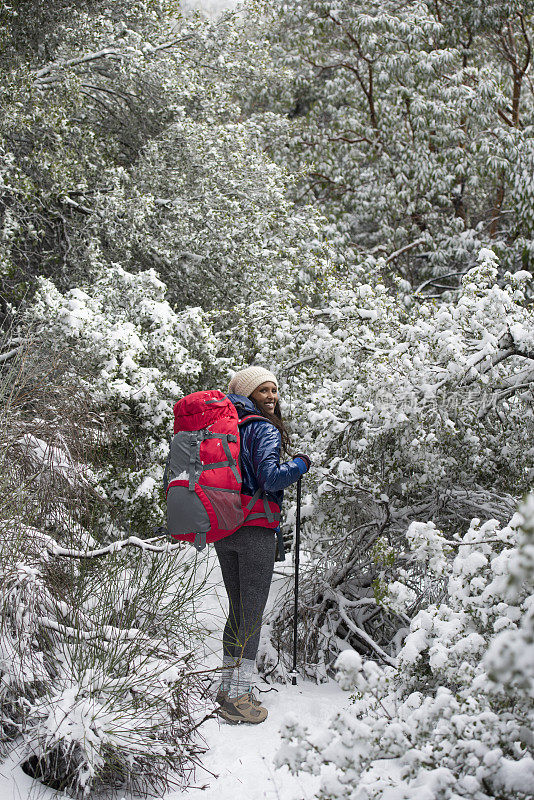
[[293, 454, 311, 474]]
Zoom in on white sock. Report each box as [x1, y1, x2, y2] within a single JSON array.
[[220, 653, 235, 692], [228, 658, 255, 698]]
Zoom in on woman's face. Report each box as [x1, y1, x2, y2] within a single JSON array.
[[250, 381, 278, 415]]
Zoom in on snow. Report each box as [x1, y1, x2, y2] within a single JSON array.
[[3, 467, 531, 800], [132, 475, 156, 500], [182, 0, 239, 18], [494, 756, 534, 794], [178, 680, 348, 800], [0, 747, 46, 800]]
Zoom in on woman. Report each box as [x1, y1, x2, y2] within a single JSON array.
[[215, 366, 311, 724]]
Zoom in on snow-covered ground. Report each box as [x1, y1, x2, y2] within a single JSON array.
[[0, 554, 350, 800], [175, 680, 347, 800], [0, 681, 348, 800], [173, 555, 350, 800]]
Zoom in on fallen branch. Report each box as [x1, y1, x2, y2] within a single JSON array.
[[47, 532, 178, 559], [332, 595, 397, 666]]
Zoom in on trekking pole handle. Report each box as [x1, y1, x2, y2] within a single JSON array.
[[292, 477, 302, 686]]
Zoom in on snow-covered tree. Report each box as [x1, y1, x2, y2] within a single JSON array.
[[243, 0, 534, 284], [0, 0, 301, 312], [94, 116, 329, 309]]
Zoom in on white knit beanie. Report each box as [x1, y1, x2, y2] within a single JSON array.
[[228, 366, 278, 398]]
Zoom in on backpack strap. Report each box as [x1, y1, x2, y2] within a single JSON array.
[[242, 488, 281, 524], [194, 532, 207, 551], [163, 436, 172, 492], [188, 430, 201, 491], [238, 414, 266, 426], [243, 487, 263, 511]]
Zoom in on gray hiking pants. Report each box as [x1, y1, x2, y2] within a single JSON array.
[[214, 525, 276, 662]]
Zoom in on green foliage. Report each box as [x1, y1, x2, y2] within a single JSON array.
[[243, 0, 534, 284]]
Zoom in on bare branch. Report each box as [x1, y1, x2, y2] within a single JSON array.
[[327, 134, 375, 145], [152, 34, 196, 53], [335, 601, 397, 666], [519, 13, 532, 75], [385, 237, 426, 265], [497, 107, 515, 127], [326, 11, 375, 65], [303, 55, 362, 77]]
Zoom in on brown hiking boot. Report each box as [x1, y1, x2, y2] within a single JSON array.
[[217, 691, 267, 724], [216, 687, 262, 706]]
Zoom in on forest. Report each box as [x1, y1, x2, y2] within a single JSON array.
[[0, 1, 533, 798]]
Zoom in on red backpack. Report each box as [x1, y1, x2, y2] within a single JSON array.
[[165, 390, 278, 550]]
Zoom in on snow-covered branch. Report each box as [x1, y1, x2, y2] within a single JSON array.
[[0, 346, 22, 363], [46, 533, 178, 559], [385, 237, 426, 265], [33, 49, 125, 82]]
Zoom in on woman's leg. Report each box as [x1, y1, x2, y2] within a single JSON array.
[[214, 537, 242, 693], [227, 526, 276, 697]]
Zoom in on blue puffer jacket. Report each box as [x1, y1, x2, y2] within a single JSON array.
[[227, 394, 306, 511]]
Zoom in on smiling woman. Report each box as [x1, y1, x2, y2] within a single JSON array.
[[212, 365, 311, 724], [250, 380, 278, 415], [227, 367, 291, 454]]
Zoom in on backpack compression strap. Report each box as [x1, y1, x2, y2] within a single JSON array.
[[196, 431, 241, 485]]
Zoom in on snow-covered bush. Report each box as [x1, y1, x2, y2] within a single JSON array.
[[276, 495, 534, 800], [15, 541, 207, 797], [485, 493, 534, 701], [28, 263, 226, 533], [0, 334, 210, 795]]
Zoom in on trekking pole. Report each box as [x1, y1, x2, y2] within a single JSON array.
[[291, 477, 302, 686]]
